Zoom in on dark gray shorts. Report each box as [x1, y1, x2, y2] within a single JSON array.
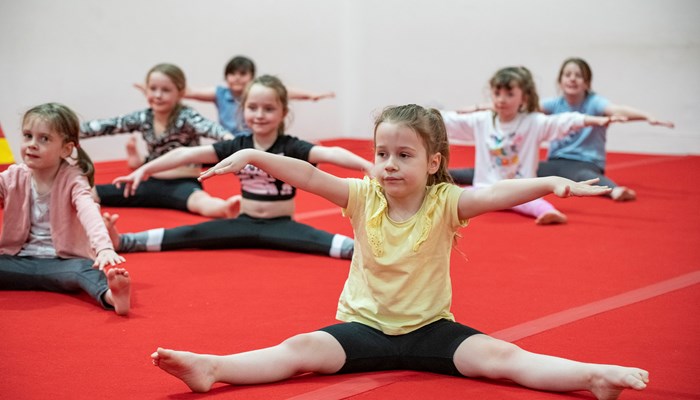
[[319, 319, 482, 376]]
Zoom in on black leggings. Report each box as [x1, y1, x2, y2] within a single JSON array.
[[161, 214, 337, 255], [96, 177, 202, 211]]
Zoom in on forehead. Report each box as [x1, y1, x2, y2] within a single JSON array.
[[492, 82, 522, 92], [375, 122, 423, 147], [246, 84, 281, 103], [147, 71, 177, 86], [23, 116, 54, 132], [563, 62, 583, 73]]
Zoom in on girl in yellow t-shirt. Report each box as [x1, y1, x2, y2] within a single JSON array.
[[150, 104, 648, 400]]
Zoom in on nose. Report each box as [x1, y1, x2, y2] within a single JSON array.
[[385, 155, 398, 171]]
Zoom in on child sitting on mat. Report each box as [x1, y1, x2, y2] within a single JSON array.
[[106, 74, 371, 260], [80, 63, 239, 218], [150, 103, 648, 399], [133, 55, 335, 138], [0, 103, 130, 315], [442, 66, 626, 224], [537, 57, 675, 201]]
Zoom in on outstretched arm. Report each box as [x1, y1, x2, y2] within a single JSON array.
[[583, 114, 628, 127], [112, 145, 218, 196], [604, 104, 674, 128], [457, 177, 611, 220], [133, 83, 217, 102], [288, 88, 335, 101], [200, 148, 350, 208], [455, 102, 493, 114], [308, 146, 373, 175]]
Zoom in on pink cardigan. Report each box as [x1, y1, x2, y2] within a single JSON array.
[[0, 162, 113, 259]]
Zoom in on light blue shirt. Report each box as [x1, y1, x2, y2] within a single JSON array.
[[214, 85, 250, 136], [542, 93, 610, 169]]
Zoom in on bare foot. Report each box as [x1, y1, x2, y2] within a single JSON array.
[[102, 212, 122, 251], [105, 267, 131, 316], [535, 210, 568, 225], [611, 186, 637, 202], [151, 348, 217, 393], [590, 366, 649, 400], [126, 133, 144, 170], [224, 195, 242, 218]]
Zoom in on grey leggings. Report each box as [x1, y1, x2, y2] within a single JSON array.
[[0, 255, 111, 309], [451, 158, 619, 190], [537, 158, 618, 188]]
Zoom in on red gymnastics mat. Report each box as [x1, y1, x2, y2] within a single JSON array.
[[1, 139, 699, 400]]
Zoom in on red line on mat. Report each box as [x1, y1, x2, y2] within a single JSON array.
[[606, 155, 686, 171], [491, 270, 700, 342], [286, 270, 700, 400]]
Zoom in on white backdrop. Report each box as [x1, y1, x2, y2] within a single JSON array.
[[1, 0, 698, 162]]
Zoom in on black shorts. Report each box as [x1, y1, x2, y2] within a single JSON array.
[[319, 319, 482, 376], [95, 177, 202, 211]]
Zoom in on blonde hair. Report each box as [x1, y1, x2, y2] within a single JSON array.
[[490, 66, 540, 113], [373, 104, 453, 186], [239, 75, 290, 136], [22, 103, 95, 186], [145, 63, 186, 130]]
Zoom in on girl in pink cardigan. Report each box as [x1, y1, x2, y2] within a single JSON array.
[[0, 103, 131, 315]]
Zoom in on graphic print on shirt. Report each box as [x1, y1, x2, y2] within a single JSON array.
[[487, 131, 524, 179], [236, 154, 294, 199]]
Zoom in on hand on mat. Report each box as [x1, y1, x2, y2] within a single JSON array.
[[113, 167, 151, 197], [553, 178, 611, 198]]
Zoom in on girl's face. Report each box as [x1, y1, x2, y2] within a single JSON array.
[[20, 117, 73, 172], [491, 84, 525, 121], [372, 122, 439, 199], [226, 71, 254, 97], [243, 84, 286, 138], [146, 71, 183, 115], [559, 62, 589, 97]]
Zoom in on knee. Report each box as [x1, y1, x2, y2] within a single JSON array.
[[280, 333, 319, 353]]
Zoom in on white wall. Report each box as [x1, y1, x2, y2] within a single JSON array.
[[1, 0, 698, 162]]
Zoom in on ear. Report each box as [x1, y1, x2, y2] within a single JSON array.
[[428, 152, 441, 175], [61, 141, 75, 159]]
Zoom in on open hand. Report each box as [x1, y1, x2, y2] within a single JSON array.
[[199, 152, 248, 182], [112, 168, 150, 197], [553, 178, 611, 198]]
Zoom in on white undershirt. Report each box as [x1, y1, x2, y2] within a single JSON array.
[[17, 180, 56, 258]]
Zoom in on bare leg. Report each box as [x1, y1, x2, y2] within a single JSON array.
[[103, 268, 131, 316], [535, 209, 568, 225], [126, 133, 145, 170], [186, 191, 240, 218], [102, 212, 122, 251], [151, 331, 345, 392], [454, 334, 648, 400], [610, 186, 637, 202]]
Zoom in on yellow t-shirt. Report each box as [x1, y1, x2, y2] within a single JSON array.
[[338, 177, 468, 335]]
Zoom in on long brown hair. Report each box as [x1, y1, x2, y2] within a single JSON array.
[[239, 75, 290, 136], [145, 63, 186, 130], [373, 104, 453, 186], [490, 66, 540, 113], [22, 103, 95, 186]]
